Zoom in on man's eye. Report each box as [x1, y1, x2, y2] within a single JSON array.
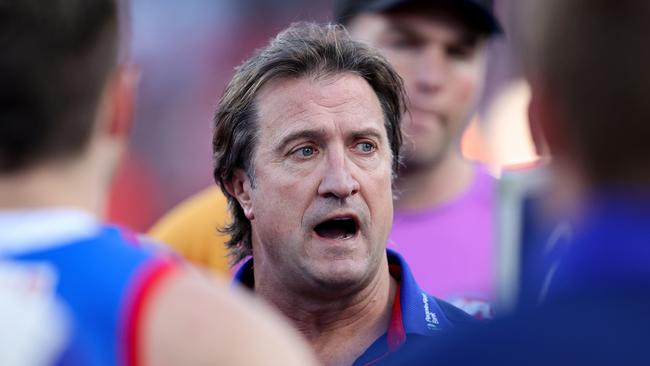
[[447, 45, 473, 59], [355, 142, 375, 153], [295, 146, 316, 157]]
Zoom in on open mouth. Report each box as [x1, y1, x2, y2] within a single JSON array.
[[313, 217, 358, 240]]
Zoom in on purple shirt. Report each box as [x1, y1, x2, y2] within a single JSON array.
[[388, 165, 496, 317]]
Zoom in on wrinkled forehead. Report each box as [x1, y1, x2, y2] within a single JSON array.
[[254, 74, 387, 144]]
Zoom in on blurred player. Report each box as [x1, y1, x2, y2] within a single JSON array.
[[386, 0, 650, 364], [0, 1, 316, 365]]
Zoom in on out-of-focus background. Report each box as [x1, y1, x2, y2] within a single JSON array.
[[106, 0, 536, 232]]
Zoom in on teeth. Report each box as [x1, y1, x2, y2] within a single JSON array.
[[313, 217, 357, 240]]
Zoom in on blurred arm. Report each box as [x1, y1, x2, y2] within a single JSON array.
[[140, 270, 318, 366]]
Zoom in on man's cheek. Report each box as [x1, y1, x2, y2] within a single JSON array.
[[453, 75, 480, 104]]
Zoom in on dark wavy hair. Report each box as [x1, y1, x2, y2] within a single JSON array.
[[212, 22, 406, 264]]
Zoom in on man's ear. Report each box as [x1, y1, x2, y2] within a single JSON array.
[[528, 78, 560, 160], [103, 64, 140, 139], [528, 86, 549, 159], [224, 169, 255, 220]]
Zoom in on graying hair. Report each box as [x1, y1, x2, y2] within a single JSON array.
[[212, 22, 406, 264]]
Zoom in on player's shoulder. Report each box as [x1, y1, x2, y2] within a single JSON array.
[[142, 270, 317, 365], [80, 225, 170, 259]]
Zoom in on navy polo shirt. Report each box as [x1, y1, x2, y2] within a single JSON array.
[[233, 249, 473, 365]]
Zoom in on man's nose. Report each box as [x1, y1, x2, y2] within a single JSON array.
[[317, 150, 360, 200], [415, 47, 446, 94]]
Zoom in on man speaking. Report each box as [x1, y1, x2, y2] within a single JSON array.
[[214, 22, 472, 365]]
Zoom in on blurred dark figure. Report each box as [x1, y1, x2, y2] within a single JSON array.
[[0, 1, 317, 365], [384, 0, 650, 364]]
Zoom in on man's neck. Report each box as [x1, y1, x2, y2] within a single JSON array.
[[0, 158, 108, 216], [255, 263, 397, 366], [394, 150, 475, 212]]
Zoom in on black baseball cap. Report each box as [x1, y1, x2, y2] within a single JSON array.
[[334, 0, 503, 35]]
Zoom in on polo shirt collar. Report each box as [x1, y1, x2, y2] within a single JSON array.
[[388, 249, 454, 335], [233, 248, 455, 337]]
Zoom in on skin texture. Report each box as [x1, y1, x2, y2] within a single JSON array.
[[347, 11, 488, 210], [227, 74, 397, 365], [234, 73, 394, 295]]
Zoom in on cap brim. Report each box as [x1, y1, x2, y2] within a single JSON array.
[[360, 0, 503, 35]]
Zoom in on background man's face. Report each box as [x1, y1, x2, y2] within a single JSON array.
[[348, 11, 487, 168], [245, 73, 394, 293]]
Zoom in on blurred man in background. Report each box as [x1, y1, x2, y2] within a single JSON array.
[[336, 0, 502, 317], [216, 22, 472, 365], [389, 0, 650, 364], [0, 1, 316, 364]]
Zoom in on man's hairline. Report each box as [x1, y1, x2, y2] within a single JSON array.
[[237, 71, 399, 187]]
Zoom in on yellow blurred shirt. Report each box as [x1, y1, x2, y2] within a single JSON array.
[[148, 186, 231, 275]]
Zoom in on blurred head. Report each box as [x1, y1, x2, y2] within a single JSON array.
[[213, 23, 405, 289], [337, 0, 500, 169], [516, 0, 650, 188], [0, 0, 136, 178]]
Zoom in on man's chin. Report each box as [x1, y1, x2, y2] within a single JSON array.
[[302, 262, 371, 295], [401, 152, 445, 173], [401, 138, 448, 171]]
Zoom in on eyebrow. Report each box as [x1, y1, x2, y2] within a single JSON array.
[[387, 22, 426, 42], [275, 129, 327, 154], [349, 128, 384, 143], [275, 127, 385, 153], [387, 21, 480, 48]]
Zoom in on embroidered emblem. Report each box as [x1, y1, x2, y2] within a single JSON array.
[[421, 293, 440, 330]]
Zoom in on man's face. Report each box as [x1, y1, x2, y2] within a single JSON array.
[[241, 73, 394, 293], [347, 10, 487, 168]]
